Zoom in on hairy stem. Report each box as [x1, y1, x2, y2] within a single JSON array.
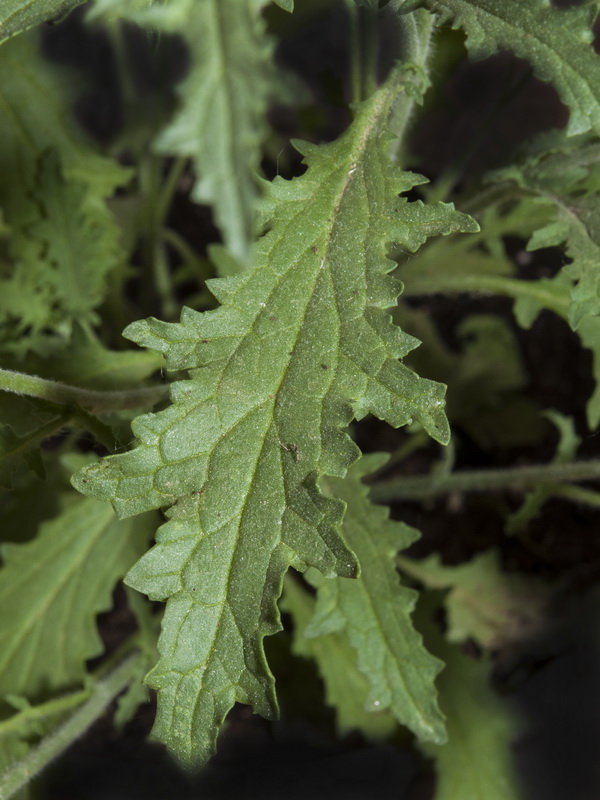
[[0, 653, 140, 800], [387, 8, 435, 162], [0, 689, 90, 739], [401, 272, 569, 317], [0, 368, 168, 414], [370, 459, 600, 503]]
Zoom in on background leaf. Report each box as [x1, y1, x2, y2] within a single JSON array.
[[0, 32, 129, 356], [0, 496, 153, 699], [420, 605, 524, 800], [403, 0, 600, 137]]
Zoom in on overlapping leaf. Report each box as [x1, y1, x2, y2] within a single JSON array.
[[401, 0, 600, 137], [74, 62, 475, 766], [0, 32, 129, 355], [0, 496, 152, 699], [303, 454, 446, 743], [282, 573, 397, 740]]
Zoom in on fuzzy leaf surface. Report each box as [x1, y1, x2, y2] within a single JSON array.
[[0, 0, 84, 44], [0, 497, 151, 699], [305, 454, 446, 743], [73, 64, 474, 766], [403, 0, 600, 137]]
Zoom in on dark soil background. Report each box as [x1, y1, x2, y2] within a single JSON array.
[[32, 2, 600, 798]]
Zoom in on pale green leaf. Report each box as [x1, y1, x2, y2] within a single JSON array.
[[0, 32, 129, 354], [90, 0, 283, 262], [403, 0, 600, 137], [155, 0, 281, 261], [400, 550, 550, 650], [0, 0, 84, 45], [282, 574, 397, 740], [73, 63, 475, 767], [304, 454, 446, 743], [0, 496, 152, 699], [425, 633, 523, 800], [8, 329, 163, 392]]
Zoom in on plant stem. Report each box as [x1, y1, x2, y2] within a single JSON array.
[[554, 484, 600, 510], [0, 689, 90, 739], [370, 459, 600, 503], [387, 9, 435, 162], [401, 272, 569, 317], [0, 653, 140, 800], [0, 368, 168, 414]]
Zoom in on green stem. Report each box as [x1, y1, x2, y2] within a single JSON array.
[[0, 653, 140, 800], [0, 368, 168, 414], [387, 9, 435, 162], [139, 155, 184, 320], [0, 689, 90, 740], [362, 5, 379, 100], [156, 157, 186, 230], [370, 459, 600, 503], [553, 484, 600, 510], [401, 272, 569, 317], [346, 0, 364, 103]]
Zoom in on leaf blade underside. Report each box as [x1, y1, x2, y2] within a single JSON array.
[[305, 454, 446, 744], [73, 64, 476, 767]]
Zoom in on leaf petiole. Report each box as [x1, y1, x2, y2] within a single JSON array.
[[0, 368, 168, 414]]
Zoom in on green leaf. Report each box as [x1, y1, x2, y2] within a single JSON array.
[[282, 574, 397, 740], [0, 0, 84, 45], [399, 550, 551, 650], [0, 496, 152, 699], [403, 0, 600, 137], [489, 135, 600, 427], [304, 454, 446, 743], [113, 588, 158, 728], [0, 32, 129, 355], [73, 63, 475, 766], [5, 329, 163, 392], [424, 629, 523, 800], [90, 0, 284, 262], [0, 425, 46, 489]]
